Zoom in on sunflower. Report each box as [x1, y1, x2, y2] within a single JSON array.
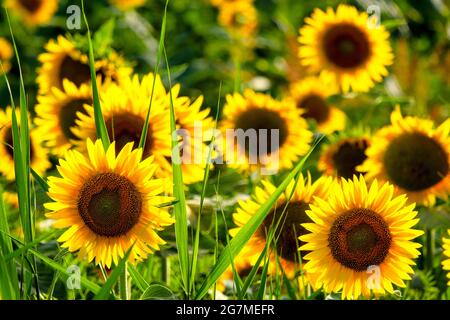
[[443, 230, 450, 286], [5, 0, 58, 26], [298, 5, 394, 93], [217, 250, 255, 293], [37, 35, 132, 95], [217, 0, 258, 39], [0, 107, 51, 181], [230, 174, 334, 278], [288, 76, 346, 134], [45, 139, 174, 267], [3, 191, 19, 209], [109, 0, 146, 10], [35, 80, 93, 157], [74, 73, 212, 184], [0, 37, 14, 75], [220, 89, 313, 173], [359, 107, 450, 206], [300, 175, 423, 299], [319, 134, 370, 179]]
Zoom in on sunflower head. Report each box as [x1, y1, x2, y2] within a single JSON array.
[[37, 36, 132, 95], [109, 0, 146, 10], [6, 0, 58, 26], [300, 175, 423, 299], [45, 139, 174, 267], [220, 89, 313, 173], [230, 174, 334, 278], [0, 37, 14, 75], [289, 76, 346, 134], [359, 106, 450, 206], [298, 5, 394, 93], [319, 134, 370, 179], [35, 80, 93, 157], [0, 107, 51, 181], [217, 0, 258, 40]]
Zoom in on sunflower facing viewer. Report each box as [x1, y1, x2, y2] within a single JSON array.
[[300, 175, 423, 299], [6, 0, 58, 26], [359, 107, 450, 206], [298, 5, 394, 93], [45, 139, 174, 267]]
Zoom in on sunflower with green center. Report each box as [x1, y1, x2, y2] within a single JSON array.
[[37, 35, 132, 95], [220, 89, 313, 173], [74, 73, 212, 185], [298, 5, 394, 93], [6, 0, 58, 26], [359, 107, 450, 206], [0, 37, 13, 75], [230, 174, 334, 278], [109, 0, 146, 10], [45, 139, 174, 267], [289, 76, 346, 134], [217, 0, 258, 40], [35, 80, 93, 157], [442, 230, 450, 286], [0, 107, 51, 181], [300, 175, 423, 299], [319, 133, 370, 179]]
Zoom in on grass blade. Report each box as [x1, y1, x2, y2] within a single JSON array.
[[0, 186, 20, 299], [189, 83, 222, 295], [139, 0, 169, 150], [81, 0, 110, 150], [94, 245, 134, 300], [29, 248, 101, 294], [164, 45, 190, 297], [194, 138, 322, 300]]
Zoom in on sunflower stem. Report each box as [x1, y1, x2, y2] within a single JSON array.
[[119, 263, 129, 300], [425, 228, 435, 270]]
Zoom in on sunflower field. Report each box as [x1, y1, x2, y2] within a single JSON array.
[[0, 0, 449, 302]]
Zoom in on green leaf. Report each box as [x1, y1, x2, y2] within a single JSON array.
[[0, 186, 19, 300], [140, 283, 177, 300], [139, 0, 169, 150], [128, 264, 149, 293], [164, 43, 190, 297], [92, 19, 116, 57], [28, 248, 101, 294], [31, 168, 49, 193], [194, 139, 321, 300], [93, 244, 134, 300], [81, 0, 110, 150]]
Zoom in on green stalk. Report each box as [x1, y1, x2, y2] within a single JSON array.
[[119, 263, 129, 300]]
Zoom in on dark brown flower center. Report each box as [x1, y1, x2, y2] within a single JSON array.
[[106, 113, 153, 157], [332, 139, 369, 179], [19, 0, 42, 12], [4, 126, 35, 161], [234, 108, 288, 157], [59, 99, 91, 140], [323, 24, 370, 69], [298, 95, 330, 124], [59, 56, 107, 89], [77, 173, 142, 237], [260, 201, 312, 263], [328, 208, 391, 271], [383, 133, 449, 191]]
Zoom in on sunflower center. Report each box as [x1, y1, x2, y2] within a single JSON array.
[[328, 208, 391, 271], [260, 201, 311, 263], [77, 173, 142, 237], [4, 127, 35, 161], [59, 99, 91, 140], [19, 0, 42, 12], [234, 108, 288, 156], [298, 95, 330, 124], [383, 133, 449, 191], [323, 24, 370, 69], [106, 113, 153, 157], [332, 139, 368, 178], [59, 56, 91, 88]]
